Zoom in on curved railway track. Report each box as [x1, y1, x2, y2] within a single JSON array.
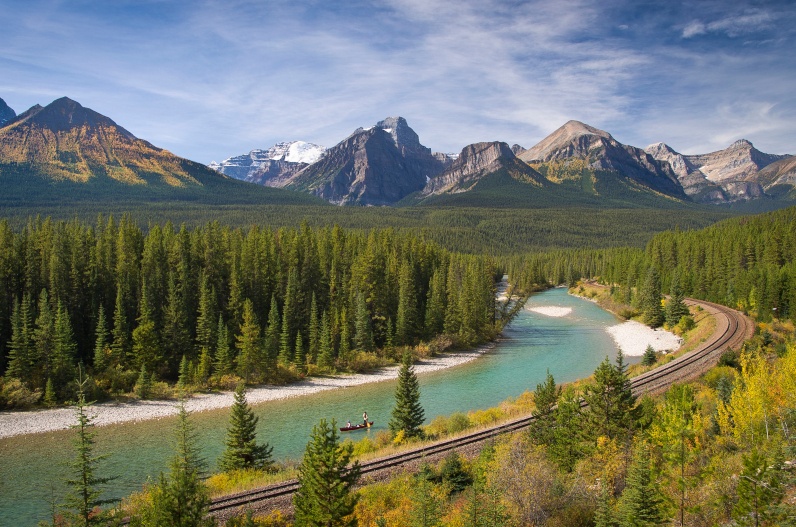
[[199, 299, 753, 521]]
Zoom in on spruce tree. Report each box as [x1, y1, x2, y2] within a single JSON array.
[[664, 273, 690, 327], [6, 294, 34, 383], [641, 345, 657, 367], [584, 351, 636, 441], [133, 402, 214, 527], [528, 370, 561, 447], [235, 300, 261, 383], [218, 383, 273, 472], [263, 295, 280, 376], [294, 332, 306, 374], [317, 312, 334, 371], [62, 377, 116, 526], [639, 267, 664, 328], [213, 315, 233, 377], [293, 418, 360, 527], [617, 441, 664, 527], [308, 293, 319, 363], [389, 351, 425, 439], [353, 291, 373, 352], [92, 305, 109, 374]]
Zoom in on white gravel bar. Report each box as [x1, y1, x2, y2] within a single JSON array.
[[605, 320, 682, 356], [0, 345, 494, 439]]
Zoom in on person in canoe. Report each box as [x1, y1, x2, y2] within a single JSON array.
[[363, 411, 368, 426], [346, 420, 351, 428]]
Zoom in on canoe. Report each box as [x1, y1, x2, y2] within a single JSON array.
[[340, 421, 373, 432]]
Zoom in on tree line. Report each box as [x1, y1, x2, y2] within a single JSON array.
[[0, 216, 500, 405], [507, 206, 796, 324]]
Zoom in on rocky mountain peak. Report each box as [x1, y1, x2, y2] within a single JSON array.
[[17, 96, 136, 138], [0, 97, 16, 127], [729, 139, 753, 150], [560, 120, 612, 140], [518, 120, 613, 163]]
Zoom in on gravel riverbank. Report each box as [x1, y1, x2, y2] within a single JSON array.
[[0, 345, 494, 439]]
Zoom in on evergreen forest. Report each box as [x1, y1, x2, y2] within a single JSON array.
[[0, 217, 499, 405]]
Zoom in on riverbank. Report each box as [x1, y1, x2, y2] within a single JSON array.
[[565, 284, 682, 356], [0, 344, 495, 439]]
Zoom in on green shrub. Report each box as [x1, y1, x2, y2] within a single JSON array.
[[0, 378, 41, 409]]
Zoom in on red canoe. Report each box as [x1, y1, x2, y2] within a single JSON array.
[[340, 421, 373, 432]]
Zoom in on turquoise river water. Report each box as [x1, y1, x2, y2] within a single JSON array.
[[1, 288, 632, 526]]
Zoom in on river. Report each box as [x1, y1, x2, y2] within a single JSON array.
[[0, 287, 630, 525]]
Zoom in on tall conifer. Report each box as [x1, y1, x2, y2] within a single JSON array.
[[218, 383, 272, 472], [293, 418, 360, 527], [389, 352, 425, 439]]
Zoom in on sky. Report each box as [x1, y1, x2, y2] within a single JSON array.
[[1, 0, 795, 164]]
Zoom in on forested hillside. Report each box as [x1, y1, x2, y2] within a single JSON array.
[[0, 218, 499, 405], [509, 206, 796, 324]]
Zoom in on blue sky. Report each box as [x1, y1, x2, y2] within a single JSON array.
[[1, 0, 794, 164]]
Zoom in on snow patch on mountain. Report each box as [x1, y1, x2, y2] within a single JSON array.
[[209, 141, 326, 178]]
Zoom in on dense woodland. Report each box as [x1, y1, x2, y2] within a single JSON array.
[[0, 217, 500, 405], [508, 206, 796, 325]]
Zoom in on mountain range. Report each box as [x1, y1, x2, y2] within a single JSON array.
[[1, 95, 794, 208]]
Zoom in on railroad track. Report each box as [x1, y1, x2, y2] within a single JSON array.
[[204, 299, 754, 521]]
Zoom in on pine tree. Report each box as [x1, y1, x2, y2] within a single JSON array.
[[92, 305, 109, 374], [639, 267, 664, 328], [111, 281, 131, 368], [396, 260, 417, 346], [293, 418, 360, 527], [294, 332, 306, 374], [62, 376, 116, 526], [389, 352, 425, 439], [278, 308, 293, 367], [178, 355, 192, 390], [135, 365, 152, 399], [213, 315, 233, 377], [195, 273, 216, 357], [34, 289, 55, 390], [617, 441, 664, 527], [308, 293, 320, 363], [132, 305, 161, 377], [52, 301, 77, 395], [235, 300, 261, 383], [584, 352, 636, 442], [409, 474, 443, 527], [528, 370, 561, 446], [263, 295, 280, 376], [641, 345, 657, 367], [218, 383, 273, 472], [195, 348, 212, 387], [734, 448, 783, 527], [548, 387, 587, 472], [353, 291, 373, 352], [337, 308, 351, 366], [664, 273, 690, 327], [6, 294, 35, 382], [132, 402, 214, 527], [317, 312, 334, 371]]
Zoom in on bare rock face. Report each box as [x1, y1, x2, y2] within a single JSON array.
[[644, 142, 727, 203], [287, 117, 446, 205], [645, 140, 790, 203], [0, 97, 16, 127], [423, 141, 545, 195], [511, 144, 525, 155], [687, 140, 786, 183], [756, 155, 796, 198], [521, 120, 684, 198]]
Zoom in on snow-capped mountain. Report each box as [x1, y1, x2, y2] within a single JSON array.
[[209, 141, 325, 183]]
